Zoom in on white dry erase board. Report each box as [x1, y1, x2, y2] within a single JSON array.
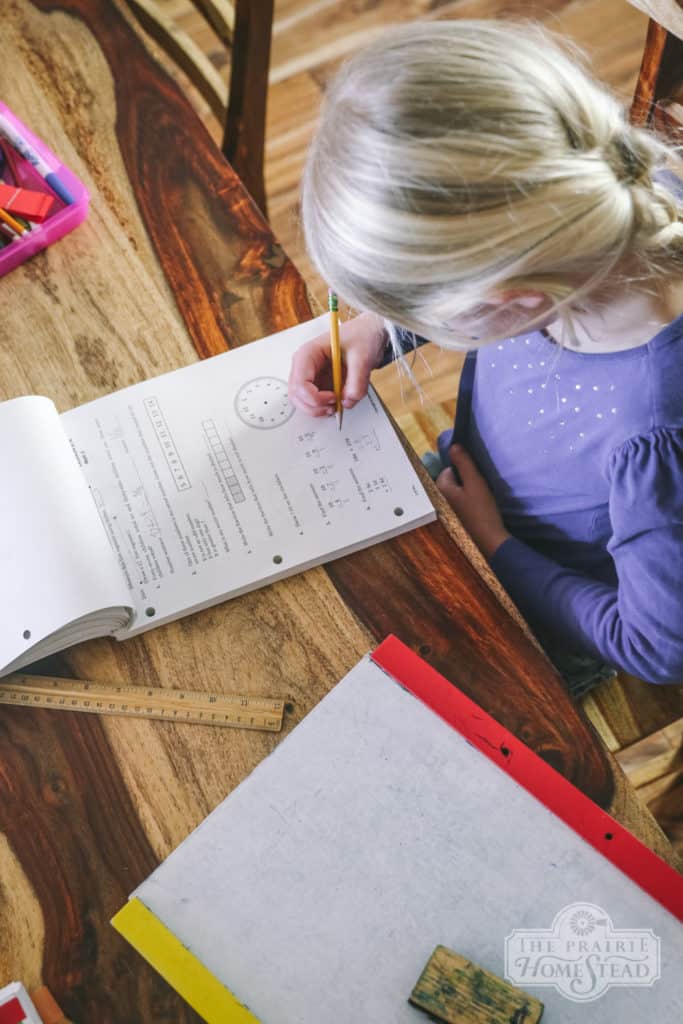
[[113, 637, 683, 1023]]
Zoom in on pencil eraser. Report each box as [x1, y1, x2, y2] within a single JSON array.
[[0, 183, 54, 222]]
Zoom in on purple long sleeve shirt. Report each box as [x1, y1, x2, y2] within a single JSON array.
[[443, 317, 683, 684]]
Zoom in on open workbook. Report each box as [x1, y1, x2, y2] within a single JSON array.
[[0, 316, 434, 676]]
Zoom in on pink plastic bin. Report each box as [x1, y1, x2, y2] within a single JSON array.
[[0, 101, 89, 277]]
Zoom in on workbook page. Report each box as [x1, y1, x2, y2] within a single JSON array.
[[0, 396, 132, 674], [61, 317, 434, 636]]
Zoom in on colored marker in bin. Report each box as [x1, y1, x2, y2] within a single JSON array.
[[0, 206, 26, 236], [0, 114, 75, 205]]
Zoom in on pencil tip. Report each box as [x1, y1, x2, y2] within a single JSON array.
[[337, 409, 343, 430]]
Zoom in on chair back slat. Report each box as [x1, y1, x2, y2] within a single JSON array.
[[124, 0, 272, 215], [127, 0, 227, 120], [193, 0, 236, 49]]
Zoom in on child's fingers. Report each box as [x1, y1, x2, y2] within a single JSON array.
[[289, 339, 331, 393], [288, 382, 327, 412], [290, 379, 335, 412], [448, 444, 478, 484], [342, 347, 373, 408], [289, 329, 377, 415], [436, 467, 462, 505], [289, 341, 336, 414], [437, 445, 478, 502], [302, 405, 337, 418], [290, 393, 336, 417]]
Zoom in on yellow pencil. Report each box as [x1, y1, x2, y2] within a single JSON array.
[[0, 205, 26, 235], [328, 289, 343, 430]]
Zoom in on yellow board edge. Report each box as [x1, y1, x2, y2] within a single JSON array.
[[111, 897, 260, 1024]]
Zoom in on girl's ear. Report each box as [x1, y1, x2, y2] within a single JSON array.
[[487, 290, 549, 309]]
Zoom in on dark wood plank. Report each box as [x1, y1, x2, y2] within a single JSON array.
[[0, 707, 201, 1022], [31, 0, 310, 358], [326, 522, 615, 797]]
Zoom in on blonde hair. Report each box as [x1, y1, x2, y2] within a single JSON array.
[[302, 20, 683, 349]]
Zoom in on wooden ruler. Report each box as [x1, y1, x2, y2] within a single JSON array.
[[0, 675, 284, 732]]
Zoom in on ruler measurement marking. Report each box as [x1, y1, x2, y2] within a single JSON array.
[[0, 675, 284, 732]]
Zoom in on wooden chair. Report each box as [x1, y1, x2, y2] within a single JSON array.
[[630, 2, 683, 130], [124, 0, 273, 215]]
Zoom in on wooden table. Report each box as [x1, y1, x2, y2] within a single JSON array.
[[0, 2, 678, 1020]]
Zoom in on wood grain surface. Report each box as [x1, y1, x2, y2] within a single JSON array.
[[0, 2, 678, 1021], [409, 945, 544, 1024]]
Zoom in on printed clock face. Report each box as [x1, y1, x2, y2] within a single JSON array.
[[235, 376, 295, 429]]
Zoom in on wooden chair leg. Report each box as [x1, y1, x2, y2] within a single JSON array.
[[223, 0, 274, 216], [631, 18, 683, 127]]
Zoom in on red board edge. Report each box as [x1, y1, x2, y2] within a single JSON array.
[[371, 634, 683, 923]]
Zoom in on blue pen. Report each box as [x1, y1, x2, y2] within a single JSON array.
[[0, 113, 75, 205]]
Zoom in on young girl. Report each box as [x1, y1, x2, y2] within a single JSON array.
[[288, 20, 683, 690]]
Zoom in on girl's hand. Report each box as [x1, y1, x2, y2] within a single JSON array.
[[437, 445, 511, 559], [288, 312, 386, 417]]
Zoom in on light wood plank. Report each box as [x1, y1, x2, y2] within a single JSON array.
[[410, 945, 544, 1024], [617, 718, 683, 788]]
